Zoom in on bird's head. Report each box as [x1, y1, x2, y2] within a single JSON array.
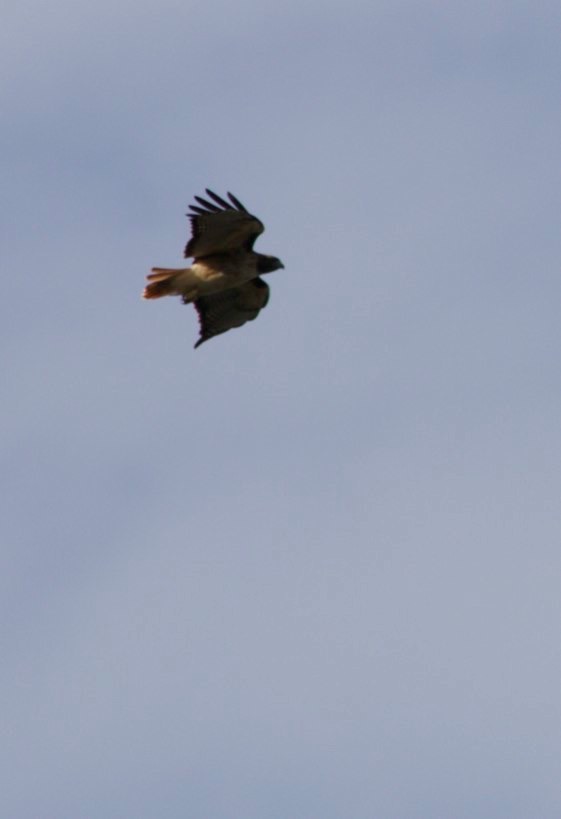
[[257, 254, 285, 274]]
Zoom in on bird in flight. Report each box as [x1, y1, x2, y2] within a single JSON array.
[[143, 189, 284, 348]]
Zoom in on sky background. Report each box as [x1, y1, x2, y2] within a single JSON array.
[[2, 1, 561, 816]]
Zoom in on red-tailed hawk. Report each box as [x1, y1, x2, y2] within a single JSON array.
[[143, 189, 284, 348]]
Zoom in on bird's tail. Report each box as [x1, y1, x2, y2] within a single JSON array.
[[143, 268, 186, 299]]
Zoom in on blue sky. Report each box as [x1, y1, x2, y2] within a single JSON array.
[[3, 2, 561, 817]]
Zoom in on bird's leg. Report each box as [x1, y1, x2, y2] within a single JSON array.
[[181, 290, 199, 304]]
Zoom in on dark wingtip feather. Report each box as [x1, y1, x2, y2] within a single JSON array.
[[205, 189, 234, 209], [194, 331, 210, 348], [194, 195, 221, 212], [227, 192, 248, 212]]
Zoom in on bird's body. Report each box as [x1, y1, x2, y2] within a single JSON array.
[[143, 190, 283, 347], [146, 250, 261, 301]]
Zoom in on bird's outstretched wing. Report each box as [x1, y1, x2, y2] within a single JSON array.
[[185, 190, 264, 259], [191, 278, 270, 348]]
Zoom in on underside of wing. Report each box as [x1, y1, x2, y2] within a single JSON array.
[[185, 190, 264, 259], [192, 278, 270, 348]]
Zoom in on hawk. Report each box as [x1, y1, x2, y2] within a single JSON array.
[[143, 189, 284, 348]]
